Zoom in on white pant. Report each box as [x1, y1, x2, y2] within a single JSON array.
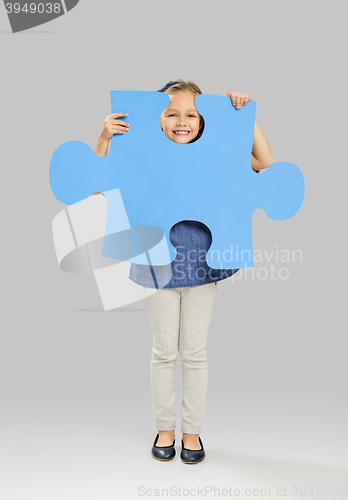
[[143, 282, 218, 434]]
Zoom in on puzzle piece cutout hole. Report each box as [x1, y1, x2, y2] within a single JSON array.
[[158, 92, 206, 144]]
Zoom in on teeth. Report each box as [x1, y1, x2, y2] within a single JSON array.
[[174, 131, 189, 135]]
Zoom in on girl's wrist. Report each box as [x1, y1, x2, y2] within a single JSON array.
[[97, 133, 110, 145], [94, 134, 110, 157]]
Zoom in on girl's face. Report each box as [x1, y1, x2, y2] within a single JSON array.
[[160, 90, 202, 144]]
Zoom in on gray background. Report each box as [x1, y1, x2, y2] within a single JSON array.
[[1, 1, 347, 499]]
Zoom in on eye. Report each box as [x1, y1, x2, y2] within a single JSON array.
[[188, 114, 197, 117], [168, 114, 176, 117]]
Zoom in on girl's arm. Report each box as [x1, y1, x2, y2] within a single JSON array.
[[91, 112, 130, 195], [94, 135, 110, 157], [251, 120, 274, 171], [94, 112, 129, 156], [227, 90, 274, 171]]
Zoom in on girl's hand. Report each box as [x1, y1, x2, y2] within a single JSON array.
[[94, 112, 130, 158], [99, 112, 130, 141], [227, 90, 252, 109]]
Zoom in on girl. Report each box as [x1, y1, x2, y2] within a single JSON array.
[[94, 80, 274, 464]]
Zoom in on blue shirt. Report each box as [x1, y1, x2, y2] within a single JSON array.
[[129, 220, 240, 289]]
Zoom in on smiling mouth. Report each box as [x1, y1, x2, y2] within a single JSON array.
[[173, 130, 190, 136]]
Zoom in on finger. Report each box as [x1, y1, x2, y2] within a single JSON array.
[[108, 119, 129, 127], [109, 112, 129, 118], [108, 128, 125, 135], [236, 93, 248, 108], [113, 120, 130, 127], [243, 93, 250, 105], [116, 125, 129, 133], [227, 89, 234, 106], [106, 126, 124, 136], [112, 125, 129, 134], [235, 94, 242, 108], [229, 91, 236, 106]]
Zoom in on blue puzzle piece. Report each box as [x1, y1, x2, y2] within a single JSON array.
[[49, 91, 305, 269]]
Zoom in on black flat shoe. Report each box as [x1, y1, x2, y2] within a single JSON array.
[[180, 436, 205, 464], [151, 433, 176, 461]]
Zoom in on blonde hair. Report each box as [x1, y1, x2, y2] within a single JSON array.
[[162, 79, 203, 96]]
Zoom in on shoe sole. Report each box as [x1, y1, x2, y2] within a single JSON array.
[[181, 457, 205, 464], [152, 453, 175, 461]]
